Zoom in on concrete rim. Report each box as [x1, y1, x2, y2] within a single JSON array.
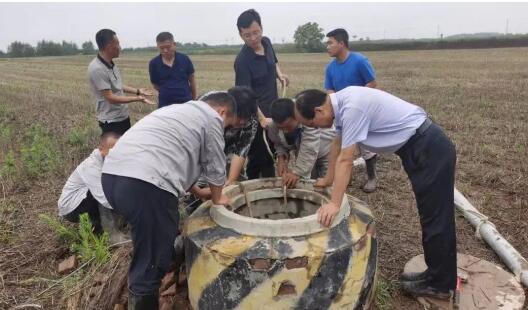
[[209, 178, 351, 237]]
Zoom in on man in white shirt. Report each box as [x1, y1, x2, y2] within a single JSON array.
[[294, 86, 457, 300], [58, 132, 127, 244], [102, 92, 240, 309]]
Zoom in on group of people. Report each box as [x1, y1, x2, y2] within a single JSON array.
[[58, 8, 458, 310]]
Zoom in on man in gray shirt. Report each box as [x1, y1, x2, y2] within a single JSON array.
[[102, 92, 237, 309], [267, 98, 335, 188], [87, 28, 154, 135], [294, 87, 457, 301]]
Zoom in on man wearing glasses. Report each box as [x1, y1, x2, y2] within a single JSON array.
[[87, 28, 154, 135]]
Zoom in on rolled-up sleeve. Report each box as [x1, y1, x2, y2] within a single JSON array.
[[292, 127, 320, 178], [202, 120, 227, 186]]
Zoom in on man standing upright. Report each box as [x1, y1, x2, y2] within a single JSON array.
[[87, 28, 154, 135], [324, 28, 379, 192], [149, 31, 197, 108], [234, 9, 289, 179]]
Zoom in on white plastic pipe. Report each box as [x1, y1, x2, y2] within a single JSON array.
[[454, 187, 528, 288]]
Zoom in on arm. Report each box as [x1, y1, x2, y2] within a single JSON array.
[[291, 127, 321, 178], [324, 65, 335, 94], [366, 80, 377, 88], [316, 136, 341, 187], [276, 63, 289, 88], [226, 155, 245, 186], [202, 120, 229, 205], [122, 85, 154, 96], [100, 89, 152, 105], [189, 73, 197, 100], [257, 107, 272, 128], [318, 144, 359, 227]]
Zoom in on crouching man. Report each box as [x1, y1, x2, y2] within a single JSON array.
[[267, 98, 335, 188], [294, 86, 457, 300], [101, 92, 236, 309], [58, 132, 127, 244]]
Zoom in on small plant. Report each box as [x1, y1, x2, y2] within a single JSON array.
[[40, 213, 111, 265], [39, 214, 78, 245], [71, 213, 111, 265], [20, 125, 61, 178], [375, 278, 395, 310], [1, 149, 17, 178]]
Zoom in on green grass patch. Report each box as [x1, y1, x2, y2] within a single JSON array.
[[375, 277, 396, 310]]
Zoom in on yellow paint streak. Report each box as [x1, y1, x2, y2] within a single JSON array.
[[184, 216, 217, 236], [188, 236, 258, 309], [331, 237, 372, 309]]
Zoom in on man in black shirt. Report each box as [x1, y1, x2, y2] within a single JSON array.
[[234, 9, 289, 179]]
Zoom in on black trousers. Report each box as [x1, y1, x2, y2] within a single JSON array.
[[63, 191, 102, 234], [98, 117, 131, 135], [102, 173, 179, 296], [247, 125, 276, 179], [396, 122, 457, 291]]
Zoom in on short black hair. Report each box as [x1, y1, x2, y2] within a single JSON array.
[[270, 98, 295, 124], [237, 9, 262, 31], [294, 89, 328, 120], [156, 32, 174, 43], [227, 86, 258, 120], [326, 28, 349, 48], [201, 91, 237, 116], [95, 29, 116, 50]]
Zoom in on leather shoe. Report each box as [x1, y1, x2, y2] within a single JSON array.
[[400, 279, 452, 300]]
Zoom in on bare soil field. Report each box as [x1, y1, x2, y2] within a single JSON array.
[[0, 48, 527, 309]]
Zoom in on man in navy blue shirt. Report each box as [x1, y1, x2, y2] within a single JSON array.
[[234, 9, 289, 179], [149, 32, 196, 108], [325, 28, 379, 193]]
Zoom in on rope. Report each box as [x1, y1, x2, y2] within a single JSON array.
[[462, 209, 497, 239]]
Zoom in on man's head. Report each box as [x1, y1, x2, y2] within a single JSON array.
[[237, 9, 263, 50], [270, 98, 299, 133], [156, 32, 176, 59], [294, 89, 334, 128], [200, 91, 238, 128], [227, 86, 258, 128], [326, 28, 349, 57], [98, 131, 121, 157], [96, 29, 120, 59]]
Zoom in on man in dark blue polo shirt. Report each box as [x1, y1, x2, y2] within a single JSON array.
[[234, 9, 289, 179], [149, 32, 196, 108]]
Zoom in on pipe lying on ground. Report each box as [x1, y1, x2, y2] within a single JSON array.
[[454, 188, 528, 288]]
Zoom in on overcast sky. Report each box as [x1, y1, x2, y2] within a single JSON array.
[[1, 2, 528, 51]]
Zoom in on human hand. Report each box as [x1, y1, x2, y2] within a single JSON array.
[[139, 88, 154, 96], [141, 97, 156, 105], [212, 194, 230, 207], [194, 187, 212, 200], [314, 177, 332, 188], [317, 201, 340, 227], [260, 117, 272, 129], [282, 172, 300, 188], [278, 74, 290, 88]]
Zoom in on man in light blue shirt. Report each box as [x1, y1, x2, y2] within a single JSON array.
[[324, 28, 379, 192], [294, 86, 457, 301]]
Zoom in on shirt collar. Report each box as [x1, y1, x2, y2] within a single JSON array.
[[97, 54, 115, 69], [329, 93, 341, 127]]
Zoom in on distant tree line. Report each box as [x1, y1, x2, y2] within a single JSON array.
[[0, 40, 96, 58], [1, 32, 528, 58]]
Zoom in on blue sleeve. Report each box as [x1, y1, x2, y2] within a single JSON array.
[[186, 55, 195, 75], [149, 59, 158, 85], [324, 64, 334, 90], [358, 57, 376, 85]]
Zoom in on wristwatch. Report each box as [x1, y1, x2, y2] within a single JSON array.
[[136, 89, 140, 96]]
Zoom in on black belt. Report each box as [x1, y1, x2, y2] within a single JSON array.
[[396, 118, 433, 155], [417, 118, 432, 134]]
